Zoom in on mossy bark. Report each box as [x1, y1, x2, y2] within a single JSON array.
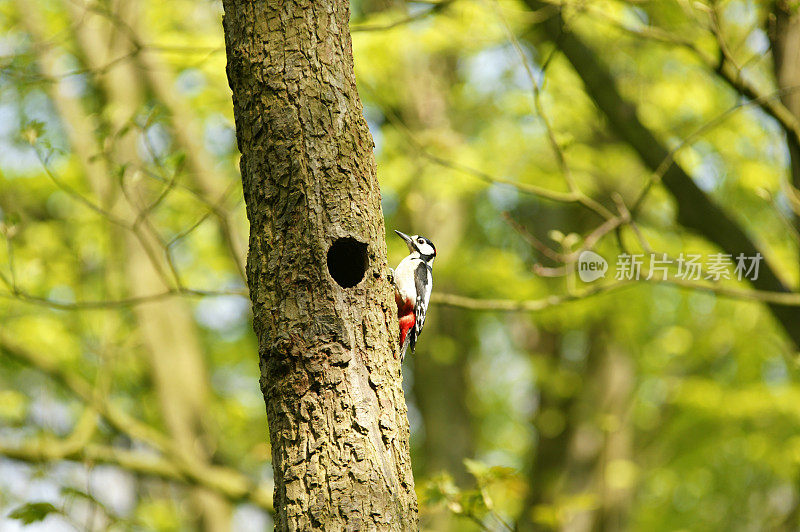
[[222, 1, 417, 529]]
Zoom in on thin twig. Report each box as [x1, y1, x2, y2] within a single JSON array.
[[433, 278, 800, 312], [490, 0, 614, 220], [0, 287, 247, 311], [351, 0, 456, 32]]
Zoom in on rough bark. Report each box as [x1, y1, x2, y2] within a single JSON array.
[[222, 1, 417, 530], [524, 0, 800, 349]]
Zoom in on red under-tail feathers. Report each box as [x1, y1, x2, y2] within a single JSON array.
[[395, 292, 415, 354]]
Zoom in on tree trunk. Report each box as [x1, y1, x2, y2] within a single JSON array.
[[769, 2, 800, 258], [59, 2, 231, 528], [769, 5, 800, 526], [517, 331, 572, 532], [222, 1, 417, 530]]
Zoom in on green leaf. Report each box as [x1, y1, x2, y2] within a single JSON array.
[[463, 457, 490, 480], [8, 502, 59, 525], [418, 472, 459, 506], [20, 121, 45, 145], [464, 458, 515, 486], [459, 489, 489, 517]]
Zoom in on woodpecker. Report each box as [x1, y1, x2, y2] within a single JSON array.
[[391, 230, 436, 360]]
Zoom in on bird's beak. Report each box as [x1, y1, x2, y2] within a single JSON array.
[[394, 230, 415, 251]]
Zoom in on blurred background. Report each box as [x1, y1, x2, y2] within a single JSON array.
[[2, 0, 800, 530]]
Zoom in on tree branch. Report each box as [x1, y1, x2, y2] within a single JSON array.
[[576, 0, 800, 152], [433, 279, 800, 313], [0, 334, 274, 512], [0, 440, 274, 512]]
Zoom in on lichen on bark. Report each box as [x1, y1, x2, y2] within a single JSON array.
[[222, 1, 418, 529]]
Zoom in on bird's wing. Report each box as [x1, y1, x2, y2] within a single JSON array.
[[411, 262, 432, 352]]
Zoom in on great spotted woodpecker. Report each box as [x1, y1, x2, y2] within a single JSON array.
[[391, 230, 436, 360]]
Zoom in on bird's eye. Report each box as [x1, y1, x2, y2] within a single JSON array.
[[417, 238, 424, 244]]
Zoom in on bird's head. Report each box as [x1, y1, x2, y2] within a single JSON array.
[[395, 230, 436, 264]]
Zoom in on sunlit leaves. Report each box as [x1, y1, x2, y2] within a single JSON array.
[[419, 459, 522, 530]]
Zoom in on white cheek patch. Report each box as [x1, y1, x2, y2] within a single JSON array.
[[418, 243, 434, 256]]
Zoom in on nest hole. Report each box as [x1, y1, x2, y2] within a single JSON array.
[[327, 237, 368, 288]]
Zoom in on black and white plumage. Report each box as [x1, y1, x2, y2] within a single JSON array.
[[392, 230, 436, 360]]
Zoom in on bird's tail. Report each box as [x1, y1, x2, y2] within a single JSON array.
[[400, 329, 416, 362], [400, 336, 410, 361]]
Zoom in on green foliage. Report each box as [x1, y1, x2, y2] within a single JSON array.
[[8, 502, 60, 525], [420, 459, 520, 530], [1, 0, 800, 530]]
